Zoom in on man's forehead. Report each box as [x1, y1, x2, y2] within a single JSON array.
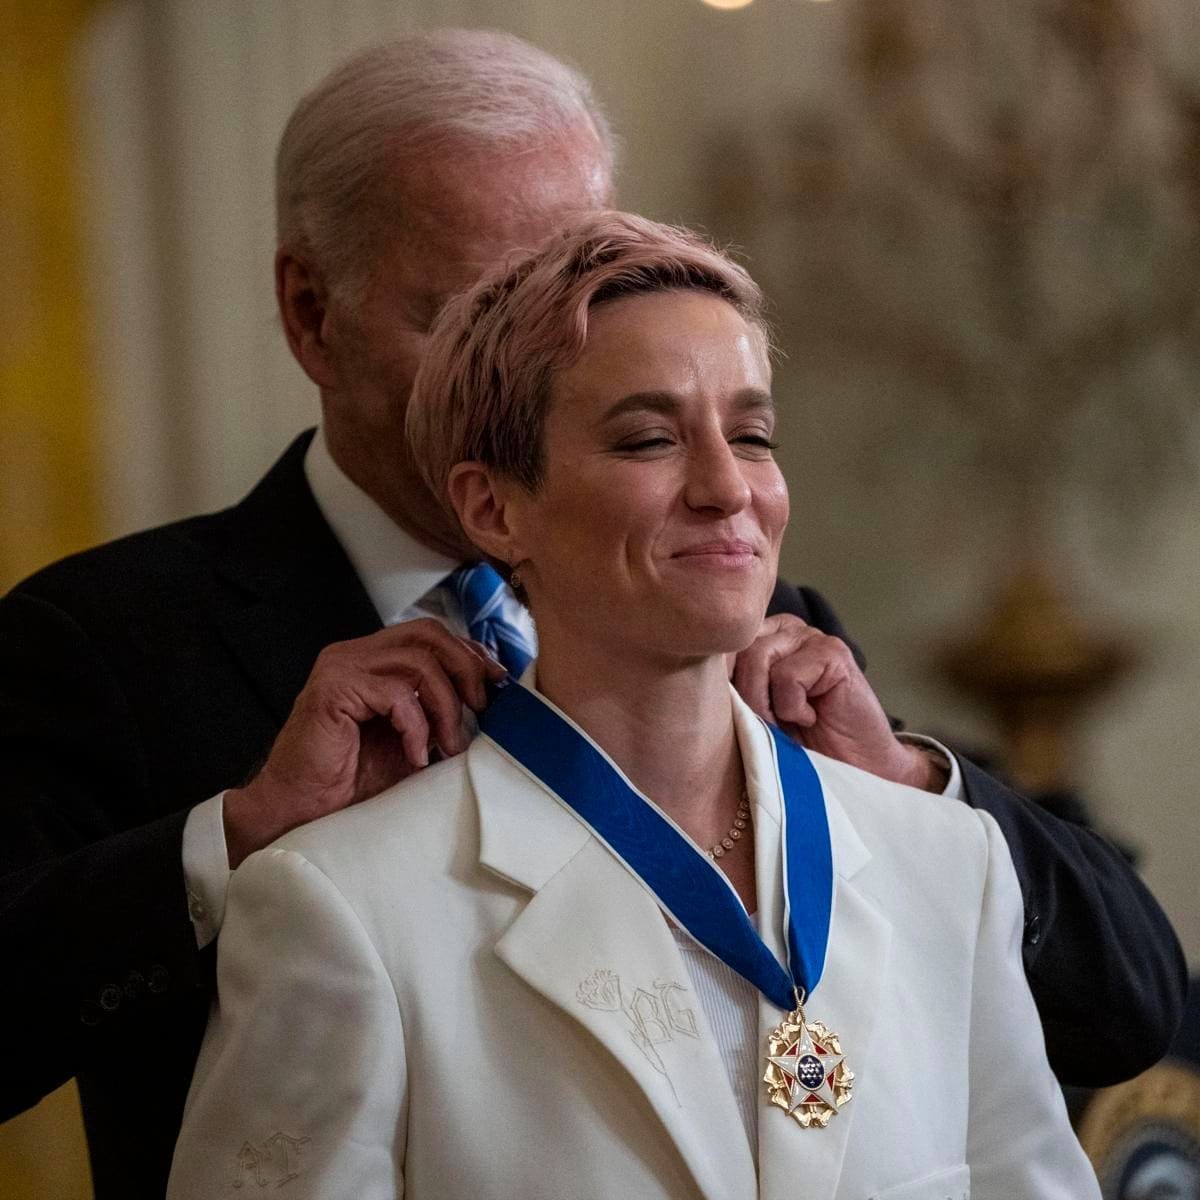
[[385, 130, 610, 233]]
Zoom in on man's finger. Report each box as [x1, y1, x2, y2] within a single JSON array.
[[333, 652, 458, 760], [390, 650, 468, 756], [463, 637, 510, 678], [359, 634, 503, 714], [768, 672, 818, 729], [733, 620, 817, 719], [383, 684, 432, 769], [732, 633, 790, 718], [437, 640, 507, 712]]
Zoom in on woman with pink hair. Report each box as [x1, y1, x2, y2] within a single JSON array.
[[168, 213, 1098, 1199]]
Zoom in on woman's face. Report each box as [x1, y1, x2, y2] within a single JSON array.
[[507, 288, 788, 664]]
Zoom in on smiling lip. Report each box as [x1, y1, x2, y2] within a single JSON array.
[[671, 540, 760, 566]]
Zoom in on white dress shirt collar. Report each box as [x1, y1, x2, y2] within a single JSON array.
[[304, 426, 459, 627]]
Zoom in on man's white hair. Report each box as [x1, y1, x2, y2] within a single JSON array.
[[275, 28, 616, 298]]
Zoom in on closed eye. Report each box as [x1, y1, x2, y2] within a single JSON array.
[[615, 435, 676, 453], [733, 434, 779, 450]]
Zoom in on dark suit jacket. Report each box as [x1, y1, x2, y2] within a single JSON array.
[[0, 430, 1186, 1198]]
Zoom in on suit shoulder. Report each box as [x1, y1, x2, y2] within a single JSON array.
[[7, 509, 233, 611], [7, 434, 317, 630], [811, 751, 993, 875], [263, 758, 483, 955], [273, 755, 474, 875]]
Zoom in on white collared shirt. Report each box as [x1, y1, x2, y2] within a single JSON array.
[[303, 428, 461, 630]]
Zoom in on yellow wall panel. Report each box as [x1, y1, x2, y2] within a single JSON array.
[[1, 5, 102, 1196], [0, 0, 102, 591], [0, 1084, 93, 1200]]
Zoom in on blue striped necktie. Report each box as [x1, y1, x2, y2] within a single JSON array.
[[448, 563, 536, 677]]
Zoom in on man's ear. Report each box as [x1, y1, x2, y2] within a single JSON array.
[[276, 249, 338, 390], [447, 462, 525, 565]]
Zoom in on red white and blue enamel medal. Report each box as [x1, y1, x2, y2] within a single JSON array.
[[764, 991, 853, 1128]]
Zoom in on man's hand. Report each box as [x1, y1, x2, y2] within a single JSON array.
[[223, 620, 506, 867], [733, 614, 943, 792]]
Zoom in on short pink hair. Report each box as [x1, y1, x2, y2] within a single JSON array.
[[406, 210, 768, 522]]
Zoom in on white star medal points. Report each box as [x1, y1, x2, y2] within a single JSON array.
[[764, 998, 853, 1128]]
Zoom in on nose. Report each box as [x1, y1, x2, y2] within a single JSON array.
[[683, 435, 752, 515]]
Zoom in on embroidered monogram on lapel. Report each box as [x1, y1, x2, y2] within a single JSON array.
[[232, 1132, 310, 1189], [576, 969, 699, 1101]]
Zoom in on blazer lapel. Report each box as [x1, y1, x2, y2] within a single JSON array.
[[471, 736, 757, 1200], [756, 877, 892, 1200], [211, 431, 383, 723], [736, 701, 893, 1200]]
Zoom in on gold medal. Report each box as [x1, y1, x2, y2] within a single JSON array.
[[763, 993, 853, 1128]]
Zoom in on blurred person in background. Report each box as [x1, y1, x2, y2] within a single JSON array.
[[0, 28, 1183, 1198]]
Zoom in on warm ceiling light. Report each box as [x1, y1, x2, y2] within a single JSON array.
[[699, 0, 755, 9]]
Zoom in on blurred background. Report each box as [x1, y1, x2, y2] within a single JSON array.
[[2, 0, 1199, 1194]]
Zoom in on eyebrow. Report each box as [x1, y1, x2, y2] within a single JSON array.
[[597, 388, 775, 424]]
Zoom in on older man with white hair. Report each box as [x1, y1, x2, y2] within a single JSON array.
[[0, 27, 1185, 1199]]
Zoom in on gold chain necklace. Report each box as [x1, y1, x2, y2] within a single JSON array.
[[707, 790, 751, 859]]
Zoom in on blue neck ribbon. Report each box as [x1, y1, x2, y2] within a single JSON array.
[[478, 681, 834, 1012]]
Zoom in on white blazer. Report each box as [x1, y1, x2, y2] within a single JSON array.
[[168, 689, 1099, 1200]]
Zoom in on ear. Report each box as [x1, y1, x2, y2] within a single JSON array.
[[447, 462, 528, 566], [276, 248, 338, 390]]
